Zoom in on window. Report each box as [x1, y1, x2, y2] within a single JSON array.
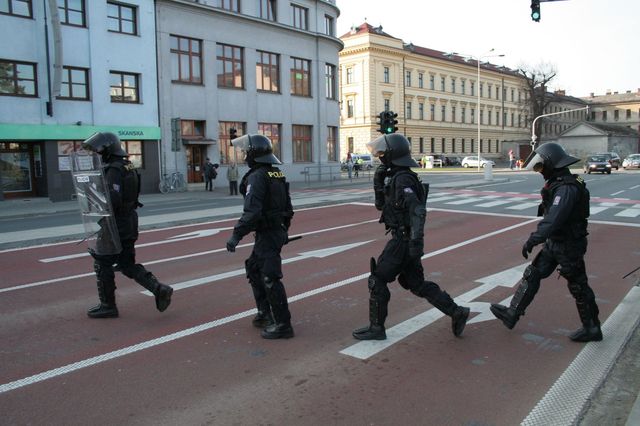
[[0, 60, 37, 97], [324, 14, 334, 36], [488, 84, 492, 99], [419, 103, 424, 120], [488, 110, 492, 125], [406, 102, 412, 119], [418, 73, 424, 88], [419, 137, 424, 153], [327, 126, 338, 162], [480, 110, 484, 125], [471, 108, 475, 124], [461, 107, 466, 123], [511, 112, 514, 127], [260, 0, 275, 20], [441, 138, 445, 153], [471, 82, 475, 96], [107, 1, 137, 35], [290, 57, 310, 96], [626, 109, 631, 119], [59, 66, 89, 100], [346, 99, 353, 118], [325, 64, 336, 100], [602, 110, 607, 121], [292, 124, 312, 162], [383, 67, 389, 83], [590, 111, 596, 121], [347, 137, 354, 154], [123, 141, 143, 168], [171, 35, 202, 84], [511, 88, 515, 102], [461, 80, 465, 95], [452, 138, 456, 153], [461, 138, 466, 153], [480, 83, 483, 97], [292, 4, 308, 30], [405, 70, 411, 87], [384, 98, 390, 111], [58, 0, 85, 26], [430, 137, 435, 152], [346, 67, 353, 84], [451, 78, 456, 93], [217, 43, 244, 89], [429, 74, 434, 90], [440, 76, 445, 91], [258, 123, 281, 160], [614, 109, 619, 121], [441, 105, 446, 121], [109, 71, 139, 103], [219, 121, 245, 164], [215, 0, 239, 12], [430, 104, 435, 120], [256, 50, 279, 92], [181, 119, 205, 139], [0, 0, 32, 17]]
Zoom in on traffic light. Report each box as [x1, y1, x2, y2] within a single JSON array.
[[384, 111, 398, 134], [229, 127, 237, 140], [530, 0, 541, 22]]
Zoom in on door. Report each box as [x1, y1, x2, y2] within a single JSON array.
[[186, 145, 205, 183]]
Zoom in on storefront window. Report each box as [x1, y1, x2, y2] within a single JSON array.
[[0, 144, 31, 193], [57, 140, 143, 170]]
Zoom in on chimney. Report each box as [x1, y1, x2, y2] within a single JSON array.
[[614, 91, 618, 95], [627, 90, 631, 94], [554, 89, 565, 96], [606, 90, 611, 95]]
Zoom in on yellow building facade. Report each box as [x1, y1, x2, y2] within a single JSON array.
[[339, 23, 532, 162]]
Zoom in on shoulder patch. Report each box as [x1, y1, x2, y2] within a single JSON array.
[[403, 187, 414, 194], [553, 195, 561, 205], [246, 183, 251, 195], [112, 183, 120, 192]]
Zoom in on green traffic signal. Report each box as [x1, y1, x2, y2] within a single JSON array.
[[531, 0, 540, 21]]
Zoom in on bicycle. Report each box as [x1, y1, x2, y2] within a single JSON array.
[[159, 171, 187, 193]]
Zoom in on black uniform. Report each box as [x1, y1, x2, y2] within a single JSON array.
[[353, 166, 470, 340], [491, 168, 601, 341], [88, 157, 173, 318], [232, 164, 294, 338]]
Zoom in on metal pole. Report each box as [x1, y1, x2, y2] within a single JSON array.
[[530, 106, 590, 148], [477, 59, 481, 171]]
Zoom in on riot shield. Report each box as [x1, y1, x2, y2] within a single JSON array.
[[70, 151, 122, 255]]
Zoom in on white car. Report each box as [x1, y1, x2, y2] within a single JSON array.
[[461, 156, 495, 168], [622, 154, 640, 169]]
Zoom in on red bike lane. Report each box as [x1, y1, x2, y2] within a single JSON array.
[[0, 203, 637, 425]]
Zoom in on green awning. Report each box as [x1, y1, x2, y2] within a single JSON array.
[[0, 123, 161, 140]]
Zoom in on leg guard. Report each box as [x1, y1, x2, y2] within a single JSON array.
[[490, 264, 541, 329], [563, 264, 602, 342], [352, 273, 389, 340], [245, 257, 269, 325], [88, 261, 118, 318], [412, 281, 469, 337], [260, 276, 293, 339]]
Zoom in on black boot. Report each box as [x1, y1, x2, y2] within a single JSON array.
[[261, 322, 294, 339], [352, 324, 386, 340], [135, 270, 173, 312], [490, 304, 520, 329], [154, 283, 173, 312], [569, 320, 603, 342], [88, 280, 118, 318], [452, 306, 470, 337], [252, 309, 274, 328]]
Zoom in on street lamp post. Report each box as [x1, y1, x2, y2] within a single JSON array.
[[447, 49, 505, 171]]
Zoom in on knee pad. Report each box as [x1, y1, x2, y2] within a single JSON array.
[[368, 274, 390, 302]]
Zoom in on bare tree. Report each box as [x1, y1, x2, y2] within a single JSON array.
[[517, 62, 557, 145]]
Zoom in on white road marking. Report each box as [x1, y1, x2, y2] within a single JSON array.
[[616, 204, 640, 218], [610, 190, 625, 196], [506, 202, 539, 211]]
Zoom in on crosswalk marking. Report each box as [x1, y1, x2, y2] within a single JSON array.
[[506, 202, 539, 211], [617, 204, 640, 218]]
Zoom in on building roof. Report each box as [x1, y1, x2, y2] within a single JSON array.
[[340, 22, 518, 77], [581, 90, 640, 104], [561, 121, 640, 137]]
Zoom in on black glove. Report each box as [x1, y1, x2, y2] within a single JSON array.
[[522, 241, 534, 259], [373, 164, 388, 190], [226, 234, 240, 252], [409, 239, 424, 259]]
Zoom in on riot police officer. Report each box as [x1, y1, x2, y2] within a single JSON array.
[[226, 134, 295, 339], [82, 132, 173, 318], [490, 142, 602, 342], [352, 134, 470, 340]]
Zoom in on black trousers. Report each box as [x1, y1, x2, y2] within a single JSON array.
[[229, 181, 238, 195]]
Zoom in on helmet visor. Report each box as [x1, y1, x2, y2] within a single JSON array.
[[524, 151, 545, 172], [366, 135, 388, 158]]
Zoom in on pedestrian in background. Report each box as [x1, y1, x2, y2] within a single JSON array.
[[346, 153, 354, 180], [81, 132, 173, 318], [509, 149, 516, 170], [227, 161, 239, 195], [204, 158, 217, 191], [490, 143, 602, 342]]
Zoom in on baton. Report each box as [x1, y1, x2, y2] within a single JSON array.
[[286, 235, 303, 244], [622, 265, 640, 279]]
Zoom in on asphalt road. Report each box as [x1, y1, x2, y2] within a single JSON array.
[[1, 194, 639, 424]]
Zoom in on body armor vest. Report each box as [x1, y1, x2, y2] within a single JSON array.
[[541, 174, 589, 240], [106, 161, 140, 215], [380, 170, 426, 231]]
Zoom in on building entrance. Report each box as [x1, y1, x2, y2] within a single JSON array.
[[0, 142, 38, 198], [186, 145, 205, 183]]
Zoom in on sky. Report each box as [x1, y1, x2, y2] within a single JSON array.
[[335, 0, 640, 98]]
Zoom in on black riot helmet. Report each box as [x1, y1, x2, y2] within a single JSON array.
[[524, 142, 579, 176], [366, 134, 418, 167], [82, 132, 127, 162], [231, 134, 281, 167]]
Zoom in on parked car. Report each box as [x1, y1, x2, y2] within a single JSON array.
[[461, 156, 495, 168], [583, 155, 612, 174], [341, 154, 374, 171], [446, 156, 462, 166], [595, 152, 621, 170], [622, 154, 640, 169]]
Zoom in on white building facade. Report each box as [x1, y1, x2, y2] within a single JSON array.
[[0, 0, 160, 200], [155, 0, 343, 185]]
